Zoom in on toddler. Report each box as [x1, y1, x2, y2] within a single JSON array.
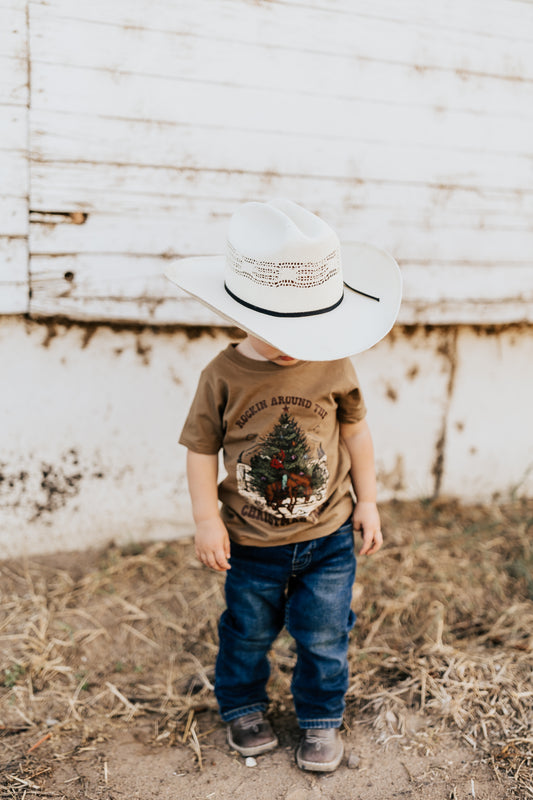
[[166, 198, 401, 771]]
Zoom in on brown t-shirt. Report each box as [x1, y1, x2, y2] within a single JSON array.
[[179, 344, 367, 546]]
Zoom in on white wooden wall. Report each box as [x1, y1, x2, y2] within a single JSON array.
[[2, 0, 532, 325], [0, 1, 28, 312]]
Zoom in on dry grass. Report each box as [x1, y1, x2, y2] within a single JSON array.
[[1, 500, 532, 797], [347, 500, 533, 798]]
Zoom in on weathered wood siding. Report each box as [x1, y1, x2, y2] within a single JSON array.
[[3, 0, 533, 324], [0, 1, 28, 312]]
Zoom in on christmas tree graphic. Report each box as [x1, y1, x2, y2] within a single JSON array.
[[237, 409, 328, 518]]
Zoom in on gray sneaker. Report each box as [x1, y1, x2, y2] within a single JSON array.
[[296, 728, 344, 772], [227, 711, 278, 757]]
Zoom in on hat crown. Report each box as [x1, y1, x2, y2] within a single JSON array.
[[225, 200, 343, 316]]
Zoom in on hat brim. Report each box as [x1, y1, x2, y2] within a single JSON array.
[[165, 242, 402, 361]]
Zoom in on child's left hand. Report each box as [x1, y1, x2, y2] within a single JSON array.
[[352, 501, 383, 555]]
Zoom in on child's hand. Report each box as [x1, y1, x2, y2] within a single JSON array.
[[352, 501, 383, 556], [195, 517, 231, 572]]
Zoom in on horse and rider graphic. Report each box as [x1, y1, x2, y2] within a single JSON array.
[[236, 410, 328, 519], [264, 470, 314, 513]]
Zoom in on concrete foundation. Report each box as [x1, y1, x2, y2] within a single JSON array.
[[1, 318, 531, 557]]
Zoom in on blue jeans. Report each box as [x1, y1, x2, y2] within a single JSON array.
[[215, 519, 356, 729]]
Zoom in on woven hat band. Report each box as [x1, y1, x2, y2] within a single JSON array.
[[224, 241, 344, 316]]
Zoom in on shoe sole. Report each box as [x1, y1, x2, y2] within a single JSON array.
[[296, 742, 344, 772], [227, 730, 279, 757]]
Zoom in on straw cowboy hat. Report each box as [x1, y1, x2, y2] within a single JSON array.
[[165, 199, 402, 361]]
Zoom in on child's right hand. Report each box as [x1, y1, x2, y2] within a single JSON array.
[[194, 517, 231, 572]]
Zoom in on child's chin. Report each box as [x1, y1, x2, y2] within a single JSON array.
[[276, 356, 298, 365]]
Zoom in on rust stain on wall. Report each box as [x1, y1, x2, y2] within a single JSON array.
[[31, 316, 241, 351], [135, 335, 152, 365], [29, 211, 88, 226], [378, 455, 406, 493], [385, 384, 398, 402], [28, 318, 533, 346], [431, 328, 459, 498]]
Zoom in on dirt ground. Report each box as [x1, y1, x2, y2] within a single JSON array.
[[1, 500, 532, 799], [3, 713, 516, 800]]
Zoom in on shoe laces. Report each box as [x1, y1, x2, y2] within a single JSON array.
[[305, 729, 336, 747], [239, 711, 264, 731]]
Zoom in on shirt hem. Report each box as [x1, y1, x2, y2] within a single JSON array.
[[224, 496, 355, 548]]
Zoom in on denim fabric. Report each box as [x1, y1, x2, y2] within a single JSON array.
[[215, 519, 356, 729]]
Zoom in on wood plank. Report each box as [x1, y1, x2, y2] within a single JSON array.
[[34, 0, 533, 39], [0, 196, 27, 236], [277, 0, 533, 43], [0, 148, 28, 196], [399, 299, 533, 325], [0, 6, 27, 61], [0, 237, 28, 314], [0, 1, 29, 314], [29, 0, 533, 80], [0, 105, 26, 147], [0, 283, 28, 313], [28, 292, 533, 326], [0, 5, 28, 104], [28, 253, 533, 325], [0, 1, 29, 9], [30, 253, 533, 306], [29, 9, 533, 121], [0, 55, 28, 105], [29, 108, 533, 196], [30, 61, 533, 158], [28, 201, 533, 265], [29, 253, 216, 323], [384, 262, 533, 304], [32, 148, 533, 209], [0, 237, 27, 280]]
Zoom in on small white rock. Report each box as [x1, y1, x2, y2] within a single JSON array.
[[347, 752, 360, 769], [245, 756, 257, 767]]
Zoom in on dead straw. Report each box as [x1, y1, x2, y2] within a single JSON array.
[[1, 500, 532, 793], [26, 732, 52, 755]]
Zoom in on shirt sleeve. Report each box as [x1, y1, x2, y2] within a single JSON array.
[[178, 366, 226, 454], [335, 359, 367, 424]]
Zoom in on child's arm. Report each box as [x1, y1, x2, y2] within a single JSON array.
[[340, 419, 383, 556], [186, 450, 231, 572]]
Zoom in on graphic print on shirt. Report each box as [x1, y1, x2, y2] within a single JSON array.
[[236, 409, 329, 519]]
